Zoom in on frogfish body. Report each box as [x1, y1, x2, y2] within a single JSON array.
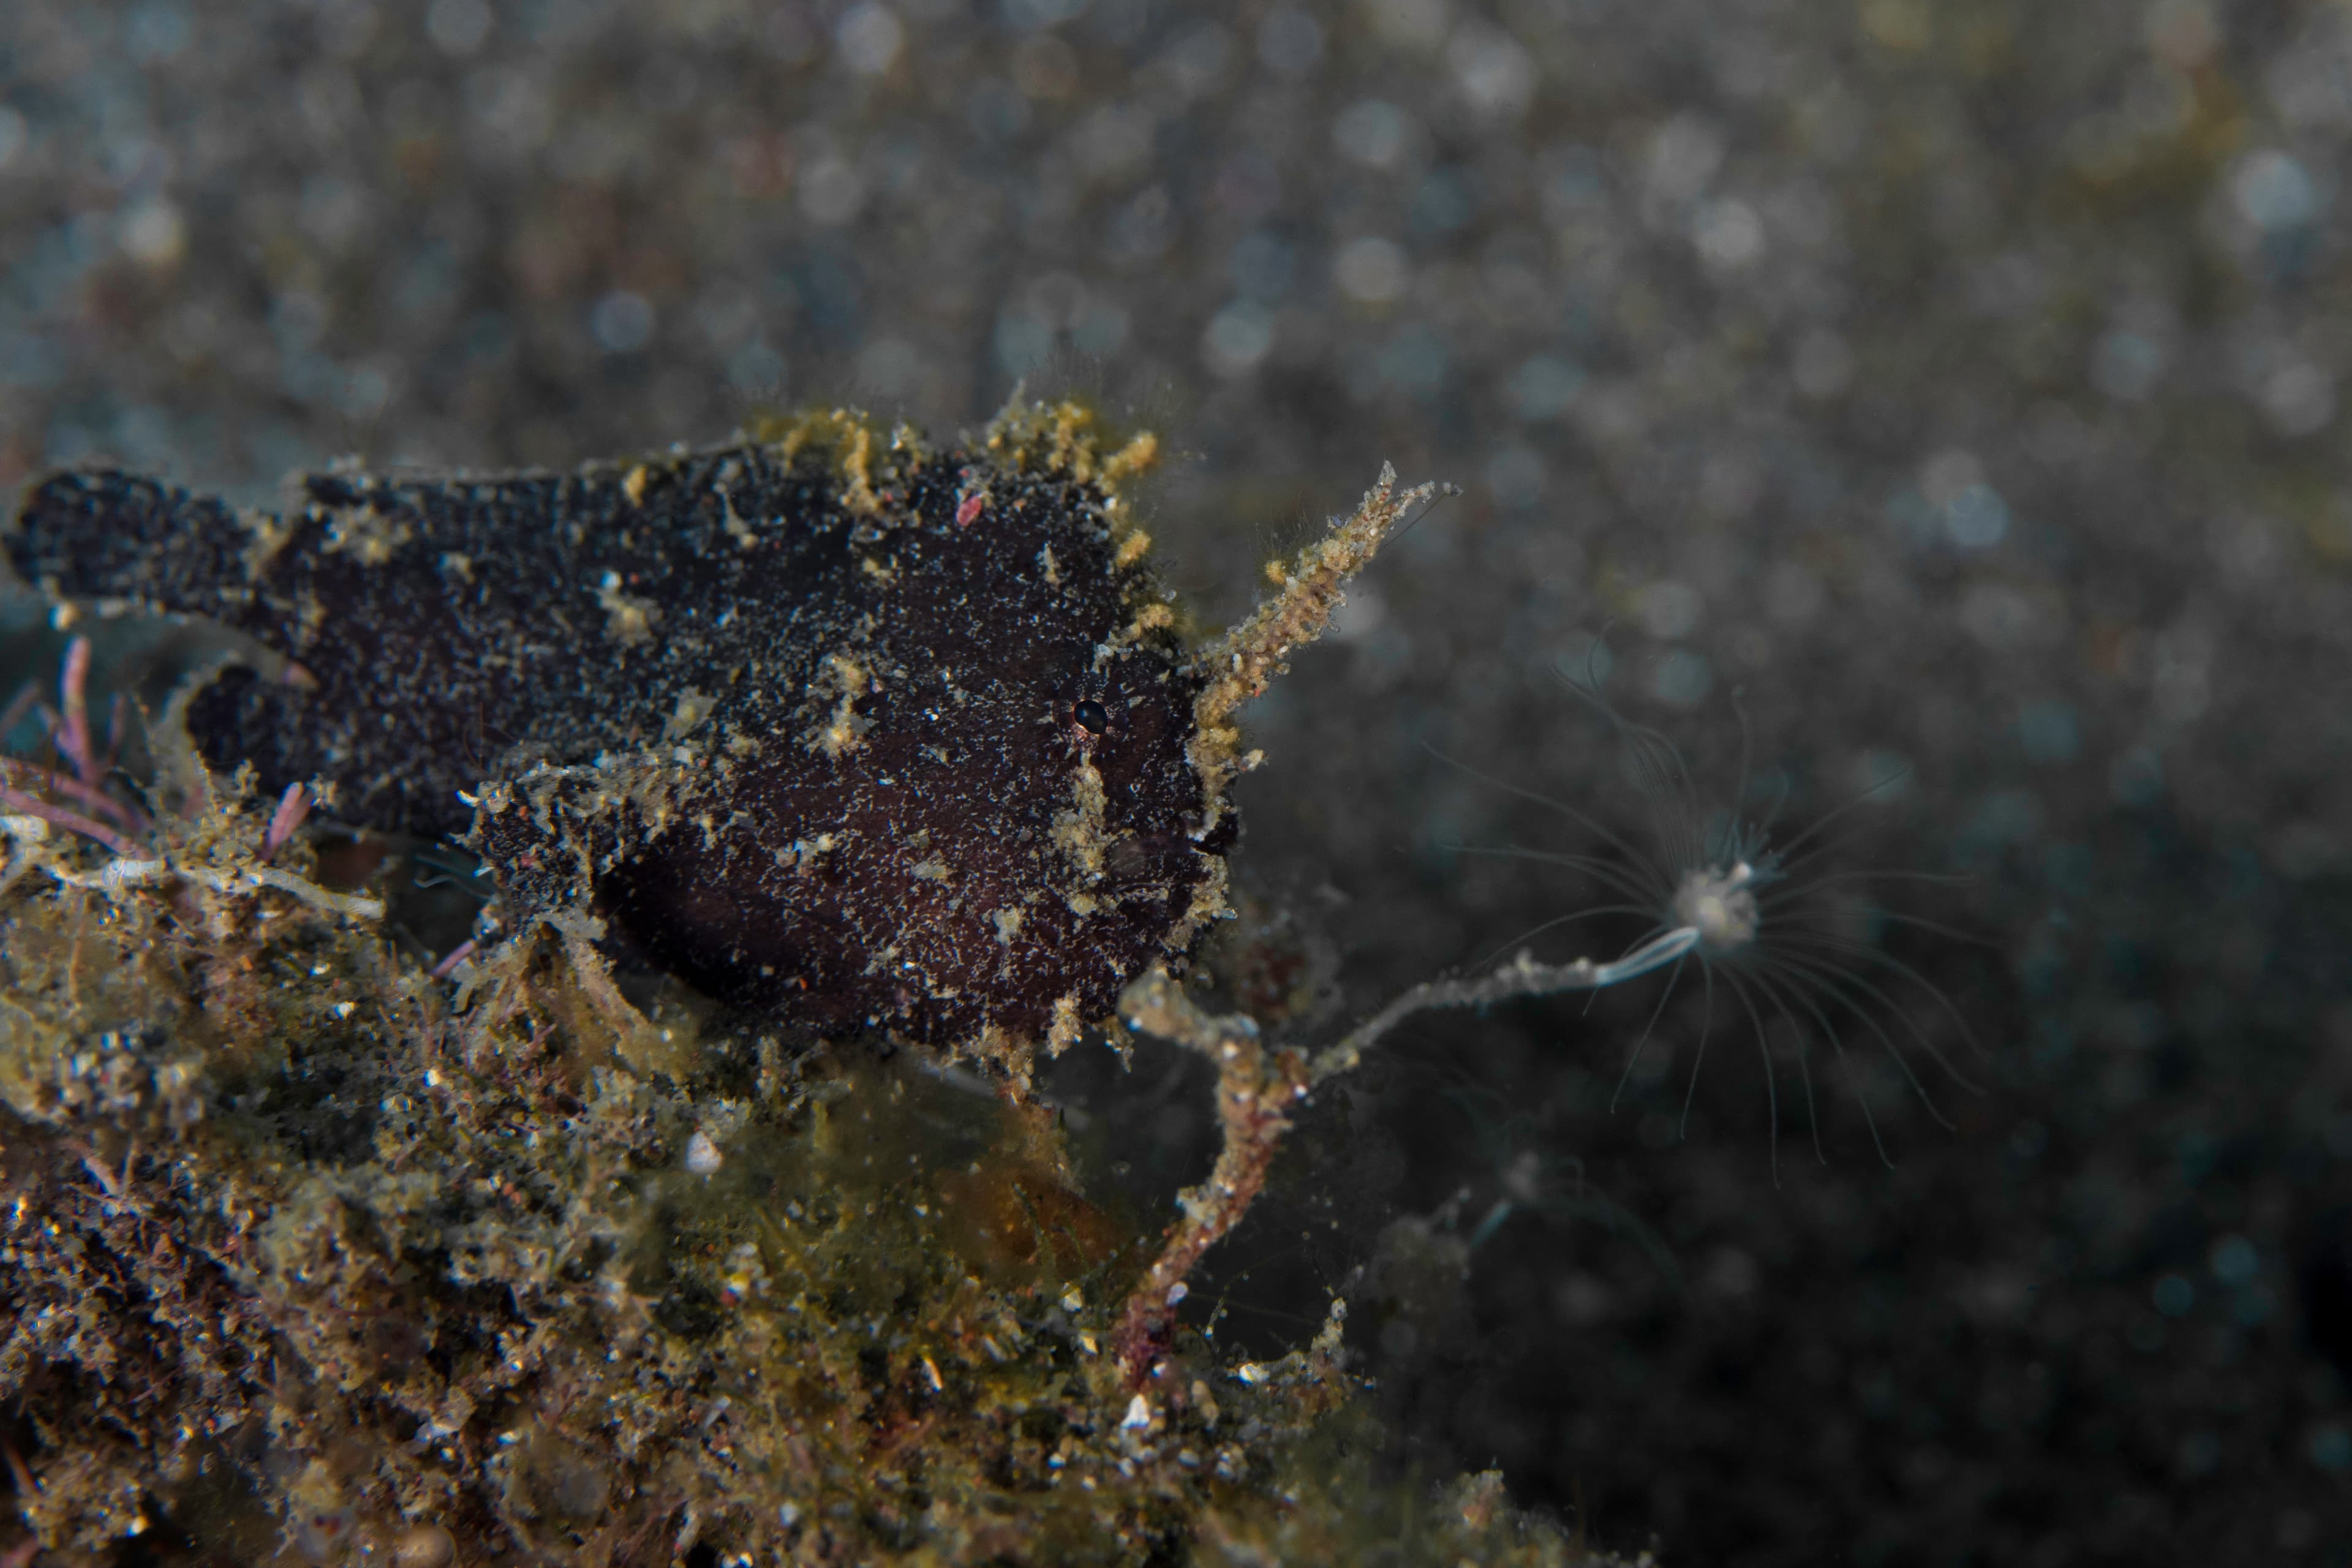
[[6, 407, 1232, 1054]]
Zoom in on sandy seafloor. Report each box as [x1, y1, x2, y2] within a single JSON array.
[[4, 0, 2352, 1561]]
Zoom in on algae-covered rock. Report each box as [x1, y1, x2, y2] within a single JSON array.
[[0, 872, 1338, 1563]]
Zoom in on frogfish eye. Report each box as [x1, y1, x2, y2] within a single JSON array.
[[1073, 697, 1110, 736]]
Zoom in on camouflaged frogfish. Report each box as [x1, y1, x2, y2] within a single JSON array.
[[4, 401, 1426, 1060]]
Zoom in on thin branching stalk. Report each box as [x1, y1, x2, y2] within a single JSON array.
[[1309, 925, 1700, 1087], [0, 783, 144, 859], [1111, 972, 1307, 1385], [1112, 925, 1700, 1382]]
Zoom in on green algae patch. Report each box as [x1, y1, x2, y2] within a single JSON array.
[[0, 833, 1521, 1564]]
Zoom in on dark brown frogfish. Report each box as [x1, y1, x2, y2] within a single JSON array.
[[5, 403, 1232, 1054], [6, 398, 1427, 1063]]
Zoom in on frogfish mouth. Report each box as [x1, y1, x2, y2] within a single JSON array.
[[6, 407, 1261, 1058]]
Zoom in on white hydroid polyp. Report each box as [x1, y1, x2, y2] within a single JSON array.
[[1408, 654, 1985, 1175]]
